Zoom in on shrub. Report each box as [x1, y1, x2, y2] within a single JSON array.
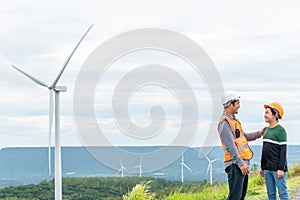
[[249, 175, 265, 186], [123, 181, 155, 200], [289, 163, 300, 177]]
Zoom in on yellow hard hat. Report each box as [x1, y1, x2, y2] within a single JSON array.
[[264, 102, 284, 119]]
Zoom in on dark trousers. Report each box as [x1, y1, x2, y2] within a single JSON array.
[[225, 164, 248, 200]]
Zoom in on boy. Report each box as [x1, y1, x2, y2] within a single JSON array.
[[260, 102, 289, 200]]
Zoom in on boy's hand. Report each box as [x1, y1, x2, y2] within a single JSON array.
[[260, 169, 264, 177], [277, 170, 284, 178]]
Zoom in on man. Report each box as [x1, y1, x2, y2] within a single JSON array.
[[218, 91, 265, 200]]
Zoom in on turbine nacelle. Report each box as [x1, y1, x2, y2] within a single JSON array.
[[53, 86, 67, 92]]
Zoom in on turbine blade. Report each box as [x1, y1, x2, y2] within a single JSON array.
[[11, 65, 49, 88], [116, 168, 121, 174], [51, 24, 94, 88], [211, 159, 219, 163], [183, 163, 192, 172], [206, 164, 210, 176], [204, 154, 210, 162], [48, 90, 54, 175], [120, 159, 126, 169]]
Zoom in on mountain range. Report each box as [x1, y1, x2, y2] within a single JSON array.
[[0, 145, 299, 188]]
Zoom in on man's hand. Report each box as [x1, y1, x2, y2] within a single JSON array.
[[259, 127, 267, 136], [239, 163, 250, 175], [277, 170, 284, 178], [260, 169, 264, 177]]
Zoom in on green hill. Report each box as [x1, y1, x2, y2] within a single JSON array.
[[0, 163, 299, 200]]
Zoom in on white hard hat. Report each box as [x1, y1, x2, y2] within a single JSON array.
[[222, 90, 240, 106]]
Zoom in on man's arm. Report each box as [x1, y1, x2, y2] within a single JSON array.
[[244, 127, 266, 141], [244, 131, 261, 141]]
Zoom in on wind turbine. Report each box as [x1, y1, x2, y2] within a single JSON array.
[[117, 158, 126, 178], [11, 24, 93, 200], [134, 157, 143, 177], [205, 154, 219, 185], [180, 153, 192, 183]]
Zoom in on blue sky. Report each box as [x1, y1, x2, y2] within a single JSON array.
[[1, 0, 300, 148]]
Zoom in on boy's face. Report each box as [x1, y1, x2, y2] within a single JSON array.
[[264, 107, 276, 123]]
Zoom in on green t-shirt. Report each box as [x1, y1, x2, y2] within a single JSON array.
[[263, 125, 287, 144], [261, 124, 288, 171]]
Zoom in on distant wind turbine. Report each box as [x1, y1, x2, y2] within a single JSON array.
[[205, 154, 219, 185], [180, 153, 192, 183], [134, 157, 143, 177], [117, 159, 126, 178], [11, 24, 93, 200]]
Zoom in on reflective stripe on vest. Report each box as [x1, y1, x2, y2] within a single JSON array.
[[219, 114, 253, 162]]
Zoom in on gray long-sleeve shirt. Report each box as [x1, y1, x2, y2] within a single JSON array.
[[218, 112, 261, 169]]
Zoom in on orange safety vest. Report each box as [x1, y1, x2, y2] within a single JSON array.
[[218, 114, 253, 162]]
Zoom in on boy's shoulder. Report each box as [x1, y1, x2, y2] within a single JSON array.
[[264, 124, 287, 142], [276, 124, 286, 133]]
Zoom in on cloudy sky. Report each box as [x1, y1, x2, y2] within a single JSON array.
[[1, 0, 300, 148]]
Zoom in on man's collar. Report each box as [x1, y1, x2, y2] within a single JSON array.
[[223, 111, 235, 119]]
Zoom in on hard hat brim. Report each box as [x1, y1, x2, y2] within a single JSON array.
[[263, 104, 282, 119], [263, 104, 272, 109]]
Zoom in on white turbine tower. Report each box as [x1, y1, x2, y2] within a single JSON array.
[[11, 24, 93, 200], [180, 153, 192, 183], [205, 154, 219, 185], [117, 159, 126, 178], [134, 157, 143, 177]]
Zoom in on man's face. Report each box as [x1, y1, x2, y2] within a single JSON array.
[[232, 100, 240, 114]]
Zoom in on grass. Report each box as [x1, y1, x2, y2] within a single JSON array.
[[124, 163, 300, 200], [163, 183, 228, 200], [163, 175, 300, 200]]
